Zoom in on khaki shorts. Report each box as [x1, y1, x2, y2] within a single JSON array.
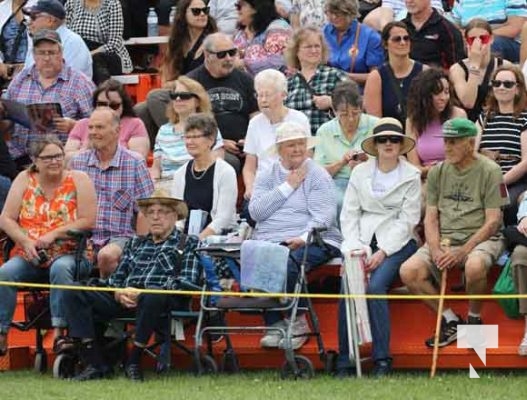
[[414, 235, 505, 283]]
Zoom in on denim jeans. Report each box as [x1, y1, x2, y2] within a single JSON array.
[[0, 255, 91, 333], [264, 242, 341, 326], [337, 240, 417, 369], [491, 35, 520, 63]]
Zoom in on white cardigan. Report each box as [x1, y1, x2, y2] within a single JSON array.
[[340, 157, 421, 256], [171, 158, 238, 234]]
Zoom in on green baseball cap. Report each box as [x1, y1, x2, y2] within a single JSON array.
[[439, 117, 478, 138]]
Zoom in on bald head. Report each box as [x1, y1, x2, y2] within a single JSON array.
[[88, 107, 120, 152]]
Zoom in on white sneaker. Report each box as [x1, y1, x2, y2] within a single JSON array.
[[278, 315, 311, 350], [518, 336, 527, 356], [260, 320, 287, 348]]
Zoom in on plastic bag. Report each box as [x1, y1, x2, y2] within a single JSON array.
[[492, 260, 520, 319]]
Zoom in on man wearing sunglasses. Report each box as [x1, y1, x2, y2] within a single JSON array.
[[23, 0, 92, 79], [449, 0, 527, 63], [401, 117, 506, 349], [187, 32, 258, 173]]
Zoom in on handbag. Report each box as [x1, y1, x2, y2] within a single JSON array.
[[492, 260, 520, 319]]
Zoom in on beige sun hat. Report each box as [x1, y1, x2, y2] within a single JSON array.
[[137, 188, 188, 219], [361, 117, 415, 157], [266, 121, 317, 156]]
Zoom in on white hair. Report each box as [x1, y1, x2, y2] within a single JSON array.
[[254, 69, 288, 95]]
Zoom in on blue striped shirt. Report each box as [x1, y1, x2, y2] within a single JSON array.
[[451, 0, 527, 29], [249, 158, 342, 248]]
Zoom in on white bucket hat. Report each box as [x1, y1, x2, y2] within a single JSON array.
[[266, 121, 317, 156]]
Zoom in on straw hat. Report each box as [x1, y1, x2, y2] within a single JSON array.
[[267, 121, 317, 156], [361, 117, 415, 157], [137, 188, 188, 219]]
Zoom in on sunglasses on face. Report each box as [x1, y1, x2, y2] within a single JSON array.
[[389, 35, 410, 43], [374, 135, 403, 144], [169, 91, 199, 100], [491, 79, 517, 89], [209, 48, 238, 59], [96, 100, 122, 110], [190, 6, 209, 16], [466, 34, 491, 46]]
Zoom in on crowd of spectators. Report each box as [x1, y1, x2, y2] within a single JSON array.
[[2, 0, 527, 382]]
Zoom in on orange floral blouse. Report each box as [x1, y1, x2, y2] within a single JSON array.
[[11, 172, 80, 267]]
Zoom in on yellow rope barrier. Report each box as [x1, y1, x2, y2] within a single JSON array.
[[0, 280, 524, 300]]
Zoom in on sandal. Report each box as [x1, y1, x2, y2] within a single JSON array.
[[53, 336, 76, 354], [0, 334, 7, 356]]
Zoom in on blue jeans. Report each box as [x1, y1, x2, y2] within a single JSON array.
[[264, 242, 341, 326], [0, 175, 11, 212], [0, 255, 91, 333], [337, 240, 417, 369], [491, 35, 520, 63]]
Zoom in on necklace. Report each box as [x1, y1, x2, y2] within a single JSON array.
[[190, 160, 213, 181]]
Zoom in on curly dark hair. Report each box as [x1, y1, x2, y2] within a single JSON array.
[[92, 79, 135, 118], [406, 68, 453, 136], [239, 0, 279, 36], [163, 0, 218, 81]]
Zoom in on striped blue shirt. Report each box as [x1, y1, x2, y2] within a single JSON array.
[[249, 158, 342, 248], [451, 0, 527, 29]]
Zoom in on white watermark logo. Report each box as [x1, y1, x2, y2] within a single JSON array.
[[457, 325, 498, 378]]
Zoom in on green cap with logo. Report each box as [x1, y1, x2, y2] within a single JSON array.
[[439, 117, 478, 138]]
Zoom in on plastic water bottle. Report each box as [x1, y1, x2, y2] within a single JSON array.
[[147, 7, 159, 37], [169, 6, 176, 25], [238, 219, 250, 240]]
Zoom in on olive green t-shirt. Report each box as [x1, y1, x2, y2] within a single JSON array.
[[427, 155, 506, 245]]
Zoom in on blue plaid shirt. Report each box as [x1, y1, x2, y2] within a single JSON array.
[[109, 228, 201, 289]]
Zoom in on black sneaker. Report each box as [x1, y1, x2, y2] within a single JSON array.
[[467, 316, 483, 325], [125, 363, 144, 382], [425, 317, 463, 348], [372, 359, 392, 378], [72, 365, 109, 381]]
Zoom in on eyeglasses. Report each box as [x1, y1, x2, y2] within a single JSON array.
[[491, 80, 517, 89], [300, 44, 322, 51], [169, 91, 199, 100], [183, 133, 207, 140], [29, 13, 46, 21], [374, 135, 403, 144], [466, 34, 491, 46], [209, 48, 238, 59], [96, 101, 122, 110], [335, 108, 362, 118], [190, 6, 210, 16], [34, 49, 60, 57], [390, 35, 410, 43], [324, 9, 347, 18], [145, 209, 174, 217], [37, 153, 64, 162]]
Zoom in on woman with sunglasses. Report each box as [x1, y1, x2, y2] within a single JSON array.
[[323, 0, 383, 87], [162, 0, 218, 83], [64, 0, 132, 84], [314, 80, 379, 214], [364, 21, 426, 125], [233, 0, 292, 76], [338, 117, 419, 377], [65, 79, 150, 161], [476, 65, 527, 225], [284, 26, 348, 136], [151, 76, 224, 183], [450, 19, 511, 122], [405, 68, 466, 180]]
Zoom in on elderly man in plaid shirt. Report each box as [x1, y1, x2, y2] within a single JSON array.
[[3, 28, 94, 169], [63, 188, 200, 381], [69, 107, 154, 278]]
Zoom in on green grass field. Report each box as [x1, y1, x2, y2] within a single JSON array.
[[1, 370, 527, 400]]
